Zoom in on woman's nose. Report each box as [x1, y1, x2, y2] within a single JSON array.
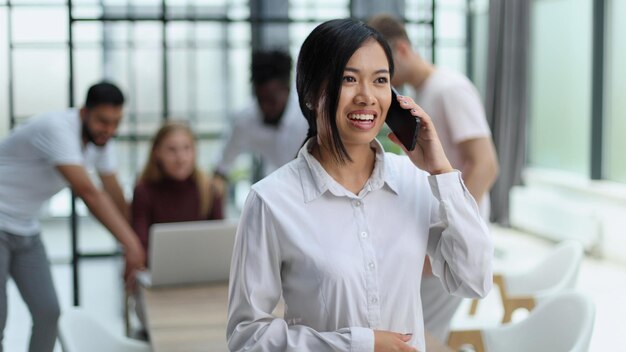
[[354, 85, 375, 105]]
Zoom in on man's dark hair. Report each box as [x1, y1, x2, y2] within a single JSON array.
[[84, 81, 125, 109], [251, 50, 292, 87]]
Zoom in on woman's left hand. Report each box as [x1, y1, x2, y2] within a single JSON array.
[[388, 94, 454, 175]]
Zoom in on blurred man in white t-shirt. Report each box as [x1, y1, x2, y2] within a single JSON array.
[[0, 82, 144, 352], [369, 14, 499, 343]]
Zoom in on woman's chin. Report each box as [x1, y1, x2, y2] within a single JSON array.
[[168, 172, 192, 181]]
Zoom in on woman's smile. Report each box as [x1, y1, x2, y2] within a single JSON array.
[[346, 109, 378, 130]]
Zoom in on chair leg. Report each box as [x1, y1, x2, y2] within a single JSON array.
[[447, 330, 484, 352], [502, 302, 514, 324], [468, 299, 480, 316], [502, 297, 536, 323], [124, 292, 131, 336]]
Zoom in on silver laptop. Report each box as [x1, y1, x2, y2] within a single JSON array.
[[136, 219, 238, 288]]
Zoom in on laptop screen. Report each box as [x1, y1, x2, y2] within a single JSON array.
[[144, 219, 239, 287]]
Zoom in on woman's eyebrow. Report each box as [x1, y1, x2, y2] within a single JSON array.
[[344, 67, 390, 75]]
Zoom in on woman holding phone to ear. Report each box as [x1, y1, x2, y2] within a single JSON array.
[[226, 19, 493, 352]]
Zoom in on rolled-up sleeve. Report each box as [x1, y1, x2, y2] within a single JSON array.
[[227, 191, 374, 351], [425, 171, 493, 298]]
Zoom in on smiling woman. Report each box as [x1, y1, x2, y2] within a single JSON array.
[[335, 40, 392, 148], [131, 121, 225, 265], [295, 19, 395, 166], [226, 18, 493, 352]]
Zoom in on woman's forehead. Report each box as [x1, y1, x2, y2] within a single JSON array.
[[345, 41, 389, 72]]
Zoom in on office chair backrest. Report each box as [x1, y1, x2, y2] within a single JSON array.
[[59, 308, 151, 352], [483, 291, 595, 352], [505, 240, 584, 296]]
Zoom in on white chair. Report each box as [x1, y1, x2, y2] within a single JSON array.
[[449, 291, 595, 352], [469, 240, 584, 322], [59, 308, 151, 352]]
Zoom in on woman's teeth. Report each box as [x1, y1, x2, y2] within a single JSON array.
[[349, 114, 374, 121]]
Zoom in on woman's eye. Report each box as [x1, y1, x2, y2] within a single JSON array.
[[375, 77, 389, 84], [342, 76, 356, 83]]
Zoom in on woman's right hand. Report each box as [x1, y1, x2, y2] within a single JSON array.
[[374, 330, 418, 352], [388, 95, 453, 176]]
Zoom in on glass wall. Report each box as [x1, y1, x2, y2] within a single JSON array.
[[470, 0, 489, 99], [2, 0, 472, 227], [68, 4, 254, 191], [0, 5, 8, 138], [528, 0, 592, 175], [405, 0, 468, 74], [604, 0, 626, 183], [3, 0, 469, 189], [405, 0, 434, 62], [289, 0, 349, 60], [434, 0, 467, 73], [10, 4, 69, 123]]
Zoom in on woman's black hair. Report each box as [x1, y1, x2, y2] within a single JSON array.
[[296, 18, 394, 164]]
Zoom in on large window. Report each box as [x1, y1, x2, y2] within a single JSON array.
[[434, 0, 467, 73], [2, 0, 473, 251], [528, 0, 592, 175], [288, 0, 350, 79], [604, 0, 626, 183], [0, 5, 8, 138], [469, 0, 489, 99], [11, 5, 69, 123], [3, 0, 469, 192]]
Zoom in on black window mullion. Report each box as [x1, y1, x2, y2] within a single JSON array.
[[591, 0, 605, 180]]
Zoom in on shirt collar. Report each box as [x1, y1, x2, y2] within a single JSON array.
[[298, 138, 400, 203]]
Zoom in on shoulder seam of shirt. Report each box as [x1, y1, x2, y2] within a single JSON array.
[[248, 189, 283, 263]]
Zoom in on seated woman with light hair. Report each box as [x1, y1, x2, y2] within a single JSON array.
[[132, 121, 224, 266]]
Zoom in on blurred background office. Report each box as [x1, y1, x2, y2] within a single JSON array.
[[0, 0, 624, 351]]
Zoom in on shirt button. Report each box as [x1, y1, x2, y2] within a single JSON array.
[[360, 232, 368, 238], [368, 262, 375, 270], [371, 297, 378, 304], [353, 200, 361, 207]]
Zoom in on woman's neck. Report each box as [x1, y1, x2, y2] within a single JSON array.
[[312, 141, 376, 195]]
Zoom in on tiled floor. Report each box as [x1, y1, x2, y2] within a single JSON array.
[[3, 220, 625, 351]]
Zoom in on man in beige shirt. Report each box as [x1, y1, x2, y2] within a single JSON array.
[[369, 14, 499, 343]]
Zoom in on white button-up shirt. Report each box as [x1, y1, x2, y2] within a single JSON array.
[[227, 139, 493, 352]]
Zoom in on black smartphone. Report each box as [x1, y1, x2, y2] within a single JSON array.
[[386, 87, 420, 151]]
